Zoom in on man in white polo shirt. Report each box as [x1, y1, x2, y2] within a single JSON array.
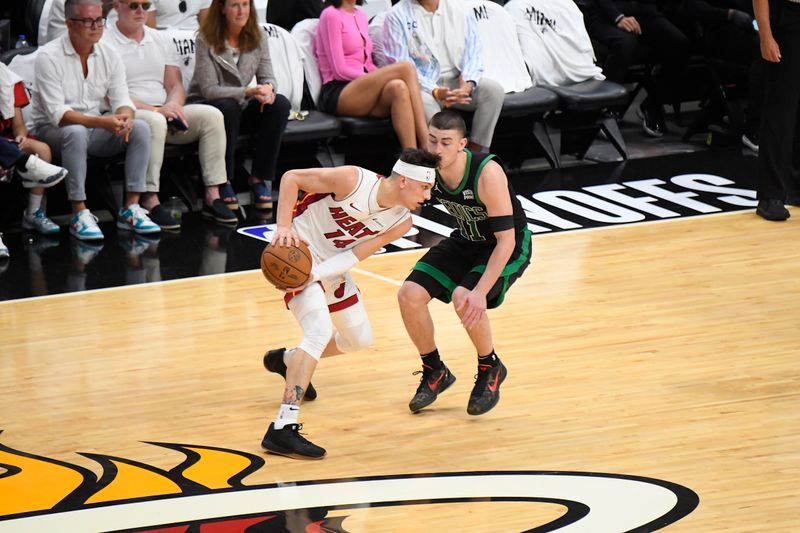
[[105, 0, 236, 224], [31, 0, 158, 240]]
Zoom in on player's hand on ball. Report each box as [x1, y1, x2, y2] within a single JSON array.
[[271, 226, 303, 248], [261, 241, 313, 290]]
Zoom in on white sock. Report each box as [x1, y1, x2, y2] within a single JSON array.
[[283, 347, 297, 365], [273, 403, 300, 430], [28, 193, 43, 214]]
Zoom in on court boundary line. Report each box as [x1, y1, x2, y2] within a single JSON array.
[[0, 208, 780, 306]]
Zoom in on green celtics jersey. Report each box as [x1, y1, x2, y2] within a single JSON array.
[[432, 150, 527, 242]]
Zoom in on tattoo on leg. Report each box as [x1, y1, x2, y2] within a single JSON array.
[[282, 385, 306, 405]]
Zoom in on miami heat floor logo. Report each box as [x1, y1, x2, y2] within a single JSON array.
[[0, 433, 698, 532]]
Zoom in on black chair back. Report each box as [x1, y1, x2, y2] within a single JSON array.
[[0, 46, 37, 66]]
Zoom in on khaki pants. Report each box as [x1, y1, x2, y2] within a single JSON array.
[[135, 104, 227, 192], [420, 77, 504, 149]]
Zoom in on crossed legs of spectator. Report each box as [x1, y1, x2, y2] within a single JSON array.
[[419, 77, 504, 152]]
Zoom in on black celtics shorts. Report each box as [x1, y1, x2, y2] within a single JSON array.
[[406, 228, 532, 309]]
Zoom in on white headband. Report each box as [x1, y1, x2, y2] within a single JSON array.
[[392, 160, 436, 184]]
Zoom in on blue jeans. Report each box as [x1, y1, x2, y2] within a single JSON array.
[[0, 137, 22, 168]]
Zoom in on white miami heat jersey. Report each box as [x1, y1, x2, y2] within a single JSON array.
[[291, 167, 410, 263]]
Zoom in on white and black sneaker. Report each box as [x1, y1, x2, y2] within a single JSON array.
[[17, 155, 67, 188], [261, 422, 326, 460], [637, 101, 666, 138]]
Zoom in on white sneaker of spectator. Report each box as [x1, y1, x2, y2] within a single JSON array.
[[70, 209, 104, 240], [0, 234, 9, 258], [117, 204, 160, 234], [17, 155, 68, 189], [23, 208, 60, 235]]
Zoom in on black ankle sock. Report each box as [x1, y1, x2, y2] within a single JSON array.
[[421, 349, 442, 369], [478, 351, 499, 367], [13, 153, 30, 170]]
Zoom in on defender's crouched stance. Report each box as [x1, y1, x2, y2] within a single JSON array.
[[398, 111, 532, 416]]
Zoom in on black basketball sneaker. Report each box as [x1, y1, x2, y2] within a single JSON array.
[[261, 422, 326, 460], [263, 348, 317, 400], [467, 360, 507, 415], [408, 363, 456, 412]]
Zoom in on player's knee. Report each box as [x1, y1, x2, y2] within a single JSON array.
[[335, 324, 373, 353], [451, 286, 468, 312], [298, 313, 334, 361], [398, 281, 428, 310]]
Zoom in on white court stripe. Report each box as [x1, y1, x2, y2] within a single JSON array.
[[0, 207, 776, 305]]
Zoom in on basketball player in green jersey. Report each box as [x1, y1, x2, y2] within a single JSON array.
[[398, 110, 533, 415]]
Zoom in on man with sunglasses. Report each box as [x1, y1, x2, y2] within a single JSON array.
[[104, 0, 236, 224], [31, 0, 159, 240], [146, 0, 211, 30]]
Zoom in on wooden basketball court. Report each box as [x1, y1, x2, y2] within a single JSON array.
[[1, 210, 798, 531]]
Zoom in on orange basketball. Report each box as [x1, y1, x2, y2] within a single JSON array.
[[261, 240, 313, 290]]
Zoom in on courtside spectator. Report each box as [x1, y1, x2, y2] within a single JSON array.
[[187, 0, 290, 211], [315, 0, 429, 148], [1, 63, 67, 237], [383, 0, 505, 152], [106, 0, 237, 225], [684, 0, 763, 150], [576, 0, 690, 137], [31, 0, 158, 240]]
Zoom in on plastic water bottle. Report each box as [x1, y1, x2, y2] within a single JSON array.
[[14, 35, 29, 49]]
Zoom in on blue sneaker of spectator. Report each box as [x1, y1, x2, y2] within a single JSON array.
[[23, 209, 60, 235], [117, 204, 160, 234], [70, 209, 104, 240]]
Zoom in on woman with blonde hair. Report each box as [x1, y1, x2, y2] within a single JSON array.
[[314, 0, 429, 149], [187, 0, 290, 210]]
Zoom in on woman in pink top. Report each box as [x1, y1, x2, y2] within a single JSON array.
[[314, 0, 428, 148]]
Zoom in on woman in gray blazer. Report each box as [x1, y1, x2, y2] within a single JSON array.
[[187, 0, 291, 210]]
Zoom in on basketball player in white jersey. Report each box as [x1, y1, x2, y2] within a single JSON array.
[[261, 149, 439, 459]]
